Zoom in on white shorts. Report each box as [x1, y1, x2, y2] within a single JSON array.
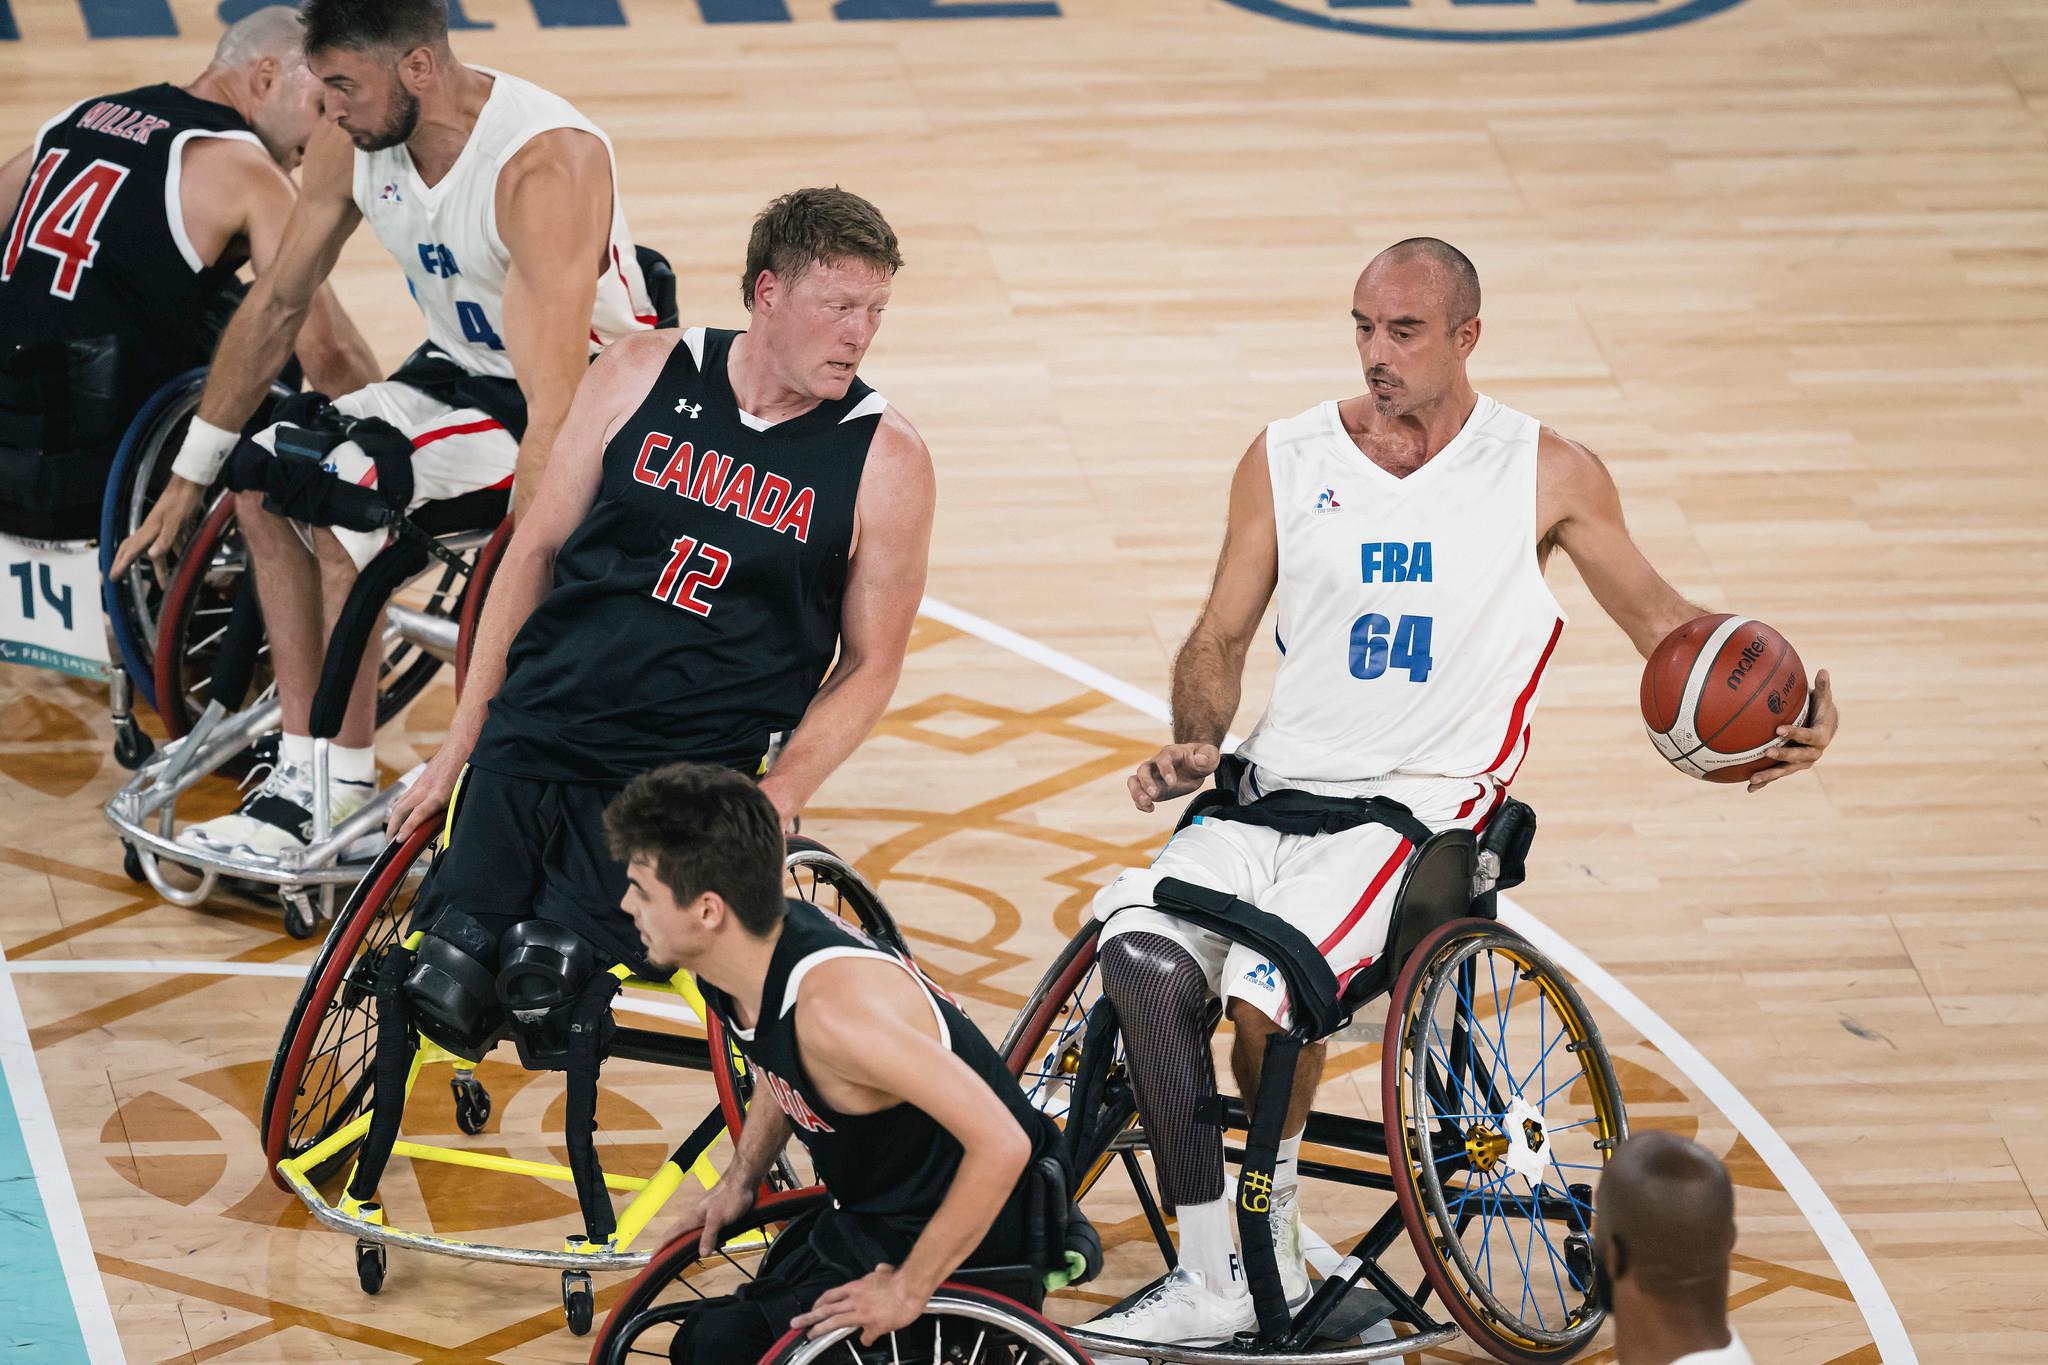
[[251, 379, 517, 570], [1093, 770, 1502, 1030]]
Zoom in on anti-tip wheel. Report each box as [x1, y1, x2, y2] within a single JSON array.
[[112, 723, 154, 770], [355, 1240, 386, 1295], [563, 1270, 594, 1336], [451, 1074, 492, 1135]]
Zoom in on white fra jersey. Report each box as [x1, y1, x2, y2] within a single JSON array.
[[1236, 395, 1567, 788], [350, 68, 654, 380]]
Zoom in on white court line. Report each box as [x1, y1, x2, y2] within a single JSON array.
[[0, 941, 126, 1364], [918, 592, 1918, 1363]]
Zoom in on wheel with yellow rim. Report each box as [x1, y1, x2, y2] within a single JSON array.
[[1382, 918, 1627, 1364]]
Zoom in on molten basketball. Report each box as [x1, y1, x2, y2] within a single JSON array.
[[1641, 615, 1809, 783]]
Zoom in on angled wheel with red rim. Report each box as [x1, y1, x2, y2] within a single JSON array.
[[758, 1283, 1095, 1364]]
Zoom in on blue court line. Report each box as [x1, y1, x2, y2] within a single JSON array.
[[0, 1072, 91, 1361], [0, 943, 122, 1363]]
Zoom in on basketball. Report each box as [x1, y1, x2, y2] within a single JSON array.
[[1641, 615, 1810, 783]]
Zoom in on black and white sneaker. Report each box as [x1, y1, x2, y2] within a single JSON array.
[[180, 762, 371, 865]]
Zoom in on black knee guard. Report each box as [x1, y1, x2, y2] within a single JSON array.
[[496, 920, 614, 1071], [1098, 930, 1226, 1208], [401, 910, 505, 1063]]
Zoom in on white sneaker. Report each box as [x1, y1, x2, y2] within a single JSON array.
[[1085, 1265, 1257, 1346], [181, 761, 315, 863], [1271, 1189, 1313, 1310]]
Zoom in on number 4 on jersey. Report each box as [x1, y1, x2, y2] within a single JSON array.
[[2, 150, 130, 299], [1349, 612, 1434, 683]]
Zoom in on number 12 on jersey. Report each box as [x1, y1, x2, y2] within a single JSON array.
[[653, 536, 732, 617], [1349, 613, 1434, 682]]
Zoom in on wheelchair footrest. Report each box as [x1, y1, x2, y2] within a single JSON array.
[[1308, 1283, 1395, 1343]]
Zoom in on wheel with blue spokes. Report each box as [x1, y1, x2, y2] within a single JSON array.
[[1383, 919, 1627, 1364]]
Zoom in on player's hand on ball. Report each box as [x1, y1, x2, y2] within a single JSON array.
[[792, 1263, 926, 1344], [1747, 669, 1837, 792], [1129, 742, 1221, 812], [110, 476, 206, 581]]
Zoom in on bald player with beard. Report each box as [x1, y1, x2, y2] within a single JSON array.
[[1595, 1132, 1752, 1365]]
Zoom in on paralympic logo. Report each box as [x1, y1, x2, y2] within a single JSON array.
[[1217, 0, 1748, 44]]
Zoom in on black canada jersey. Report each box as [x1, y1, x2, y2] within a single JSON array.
[[699, 901, 1057, 1226], [0, 84, 258, 380], [472, 328, 879, 782]]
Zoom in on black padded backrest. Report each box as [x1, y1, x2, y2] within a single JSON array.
[[635, 245, 680, 329], [1386, 830, 1476, 975]]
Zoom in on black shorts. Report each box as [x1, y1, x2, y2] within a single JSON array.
[[408, 762, 655, 977]]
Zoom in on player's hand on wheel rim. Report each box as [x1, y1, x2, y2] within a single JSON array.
[[1129, 742, 1221, 812], [791, 1264, 926, 1344], [109, 476, 205, 582], [387, 750, 462, 840]]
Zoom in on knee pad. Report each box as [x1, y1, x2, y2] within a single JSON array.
[[401, 910, 505, 1062], [496, 921, 612, 1070]]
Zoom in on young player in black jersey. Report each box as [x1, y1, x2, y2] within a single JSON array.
[[605, 762, 1058, 1359], [385, 186, 933, 979], [0, 6, 376, 538]]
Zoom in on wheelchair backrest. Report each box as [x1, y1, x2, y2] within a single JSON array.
[[1383, 829, 1478, 979], [635, 246, 681, 330]]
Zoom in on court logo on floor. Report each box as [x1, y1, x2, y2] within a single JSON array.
[[1219, 0, 1747, 44]]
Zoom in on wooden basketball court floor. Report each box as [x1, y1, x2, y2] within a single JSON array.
[[2, 0, 2045, 1359]]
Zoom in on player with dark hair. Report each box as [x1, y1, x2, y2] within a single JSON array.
[[1083, 237, 1840, 1346], [111, 0, 658, 863], [383, 185, 932, 985], [0, 5, 377, 539], [606, 760, 1060, 1360], [1595, 1132, 1752, 1364]]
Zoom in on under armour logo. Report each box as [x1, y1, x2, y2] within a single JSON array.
[[675, 399, 702, 419]]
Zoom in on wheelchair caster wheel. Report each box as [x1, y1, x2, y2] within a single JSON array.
[[562, 1269, 594, 1335], [451, 1074, 491, 1135], [113, 723, 154, 770], [122, 843, 145, 884], [283, 891, 320, 940], [355, 1240, 386, 1295]]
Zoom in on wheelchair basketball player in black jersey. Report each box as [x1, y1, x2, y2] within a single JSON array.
[[606, 763, 1080, 1360], [380, 184, 934, 1010]]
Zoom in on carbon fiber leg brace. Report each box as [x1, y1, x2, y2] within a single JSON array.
[[1098, 931, 1224, 1208]]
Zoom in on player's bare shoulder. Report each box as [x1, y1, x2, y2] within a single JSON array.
[[1534, 425, 1621, 544], [584, 329, 683, 415]]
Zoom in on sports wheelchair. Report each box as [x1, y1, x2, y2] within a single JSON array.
[[262, 827, 903, 1335], [101, 247, 680, 933], [590, 1161, 1105, 1365], [1000, 789, 1629, 1365]]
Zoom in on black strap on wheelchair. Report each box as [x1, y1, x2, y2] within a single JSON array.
[[225, 400, 417, 533], [305, 535, 430, 740], [1152, 878, 1344, 1042], [346, 945, 419, 1205], [1179, 754, 1433, 848], [387, 344, 529, 439], [205, 577, 270, 712], [563, 969, 622, 1245], [1237, 1032, 1300, 1342]]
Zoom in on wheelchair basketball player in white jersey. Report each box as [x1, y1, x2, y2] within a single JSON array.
[[111, 0, 659, 864], [1083, 239, 1843, 1348]]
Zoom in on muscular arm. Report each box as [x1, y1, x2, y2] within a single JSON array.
[[183, 137, 379, 396], [1536, 430, 1702, 658], [192, 118, 363, 434], [1173, 431, 1279, 746], [795, 961, 1032, 1311], [1129, 433, 1277, 811], [755, 409, 935, 830], [495, 128, 613, 523]]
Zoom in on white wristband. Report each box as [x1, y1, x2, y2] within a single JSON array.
[[169, 417, 241, 487]]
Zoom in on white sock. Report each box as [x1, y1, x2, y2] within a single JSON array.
[[280, 732, 313, 772], [1275, 1134, 1302, 1199], [1176, 1197, 1243, 1296], [329, 743, 377, 788]]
